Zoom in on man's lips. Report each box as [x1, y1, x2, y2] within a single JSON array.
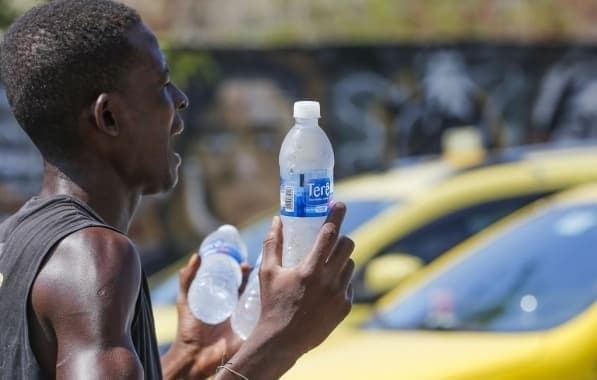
[[170, 116, 184, 167], [171, 116, 184, 136], [170, 151, 182, 168]]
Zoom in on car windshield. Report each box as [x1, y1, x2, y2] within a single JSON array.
[[367, 203, 597, 332], [151, 199, 397, 305]]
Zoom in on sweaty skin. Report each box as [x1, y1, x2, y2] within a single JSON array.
[[27, 21, 354, 380]]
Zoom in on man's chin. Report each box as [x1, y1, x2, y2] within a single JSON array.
[[142, 168, 180, 195]]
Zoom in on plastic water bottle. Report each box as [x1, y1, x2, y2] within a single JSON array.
[[231, 254, 262, 340], [279, 101, 334, 267], [188, 225, 247, 324]]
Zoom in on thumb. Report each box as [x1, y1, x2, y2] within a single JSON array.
[[239, 262, 251, 295], [262, 216, 283, 270], [178, 254, 201, 303]]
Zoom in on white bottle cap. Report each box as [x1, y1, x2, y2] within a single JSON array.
[[218, 224, 239, 235], [293, 101, 321, 119]]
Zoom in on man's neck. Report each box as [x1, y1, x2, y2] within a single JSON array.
[[39, 160, 141, 233]]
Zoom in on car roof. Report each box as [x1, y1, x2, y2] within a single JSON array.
[[338, 142, 597, 201], [334, 160, 461, 200]]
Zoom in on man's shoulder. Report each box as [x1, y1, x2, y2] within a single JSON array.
[[55, 226, 141, 275], [32, 226, 142, 321]]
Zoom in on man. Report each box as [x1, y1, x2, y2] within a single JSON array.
[[0, 1, 355, 379]]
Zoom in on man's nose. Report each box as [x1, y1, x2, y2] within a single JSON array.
[[173, 85, 189, 110]]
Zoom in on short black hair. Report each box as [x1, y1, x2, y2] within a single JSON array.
[[0, 0, 141, 159]]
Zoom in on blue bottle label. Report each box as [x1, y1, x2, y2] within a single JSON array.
[[200, 240, 244, 264], [280, 171, 333, 217]]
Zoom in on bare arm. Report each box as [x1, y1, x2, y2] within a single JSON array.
[[30, 227, 144, 379]]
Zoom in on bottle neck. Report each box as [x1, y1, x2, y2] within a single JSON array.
[[294, 117, 319, 127]]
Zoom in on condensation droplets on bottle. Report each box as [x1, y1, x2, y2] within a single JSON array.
[[188, 225, 247, 325], [279, 101, 334, 267], [231, 253, 262, 340]]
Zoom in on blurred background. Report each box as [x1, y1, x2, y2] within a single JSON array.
[[1, 1, 597, 379], [2, 0, 597, 273]]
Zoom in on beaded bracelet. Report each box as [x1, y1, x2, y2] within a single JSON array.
[[216, 363, 249, 380]]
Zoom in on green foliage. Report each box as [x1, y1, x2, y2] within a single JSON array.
[[161, 42, 220, 90], [167, 0, 591, 47]]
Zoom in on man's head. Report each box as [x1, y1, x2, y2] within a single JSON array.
[[0, 0, 140, 158], [0, 0, 188, 193]]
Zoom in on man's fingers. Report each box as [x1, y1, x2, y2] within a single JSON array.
[[326, 235, 355, 271], [239, 263, 251, 294], [324, 202, 347, 231], [178, 254, 201, 302], [337, 258, 355, 291], [305, 203, 347, 269], [346, 282, 354, 303], [262, 216, 283, 270]]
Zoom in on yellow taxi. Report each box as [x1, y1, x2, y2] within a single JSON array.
[[349, 144, 597, 303], [283, 184, 597, 380]]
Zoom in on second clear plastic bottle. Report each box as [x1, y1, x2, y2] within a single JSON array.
[[188, 225, 247, 324]]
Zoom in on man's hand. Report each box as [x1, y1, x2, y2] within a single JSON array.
[[217, 202, 355, 379], [162, 255, 249, 379], [258, 202, 355, 355]]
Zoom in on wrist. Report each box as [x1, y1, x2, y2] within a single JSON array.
[[218, 329, 298, 380], [161, 340, 201, 380]]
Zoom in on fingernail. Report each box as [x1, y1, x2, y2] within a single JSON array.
[[327, 202, 335, 216]]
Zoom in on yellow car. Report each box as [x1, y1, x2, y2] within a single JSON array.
[[150, 145, 597, 349], [283, 184, 597, 380], [349, 145, 597, 302]]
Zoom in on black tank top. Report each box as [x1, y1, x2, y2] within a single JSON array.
[[0, 195, 162, 379]]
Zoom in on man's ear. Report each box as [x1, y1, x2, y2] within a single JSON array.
[[93, 93, 120, 137]]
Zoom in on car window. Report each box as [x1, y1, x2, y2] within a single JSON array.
[[151, 199, 397, 305], [353, 193, 550, 303], [368, 203, 597, 332], [341, 200, 398, 237]]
